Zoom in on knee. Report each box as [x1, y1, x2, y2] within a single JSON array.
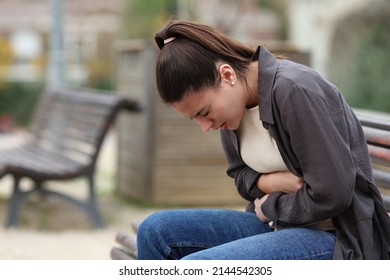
[[137, 210, 172, 243], [137, 210, 175, 260]]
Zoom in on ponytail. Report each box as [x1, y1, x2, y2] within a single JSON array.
[[155, 20, 256, 104]]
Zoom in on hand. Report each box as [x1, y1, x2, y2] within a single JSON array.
[[257, 170, 304, 194], [254, 195, 270, 223]]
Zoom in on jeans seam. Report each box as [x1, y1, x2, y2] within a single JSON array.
[[168, 241, 210, 249], [164, 242, 211, 260], [300, 250, 334, 260]]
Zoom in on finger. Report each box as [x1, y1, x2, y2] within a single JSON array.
[[115, 231, 137, 255], [131, 221, 141, 233], [110, 247, 137, 260]]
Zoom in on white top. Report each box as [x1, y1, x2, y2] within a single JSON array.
[[239, 106, 287, 173]]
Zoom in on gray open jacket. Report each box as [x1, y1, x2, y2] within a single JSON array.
[[220, 46, 390, 259]]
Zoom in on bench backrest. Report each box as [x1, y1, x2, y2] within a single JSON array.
[[29, 88, 139, 168], [355, 110, 390, 212]]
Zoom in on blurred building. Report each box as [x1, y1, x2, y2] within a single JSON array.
[[62, 0, 124, 87], [0, 0, 48, 82], [0, 0, 124, 85]]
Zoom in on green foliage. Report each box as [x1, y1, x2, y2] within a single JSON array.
[[121, 0, 178, 40], [0, 82, 44, 127], [344, 17, 390, 112]]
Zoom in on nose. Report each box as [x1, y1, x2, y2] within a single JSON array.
[[195, 118, 213, 132]]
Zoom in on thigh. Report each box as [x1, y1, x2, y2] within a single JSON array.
[[183, 228, 336, 260], [137, 208, 272, 259]]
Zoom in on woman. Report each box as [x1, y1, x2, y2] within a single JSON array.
[[133, 19, 390, 260]]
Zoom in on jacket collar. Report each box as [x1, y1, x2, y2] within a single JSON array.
[[255, 46, 279, 125]]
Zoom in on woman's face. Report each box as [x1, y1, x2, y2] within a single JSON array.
[[170, 65, 249, 132]]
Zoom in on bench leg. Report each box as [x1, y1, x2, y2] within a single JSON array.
[[5, 176, 25, 228], [86, 174, 104, 228], [4, 174, 104, 229]]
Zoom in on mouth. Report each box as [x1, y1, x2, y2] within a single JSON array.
[[218, 122, 228, 130]]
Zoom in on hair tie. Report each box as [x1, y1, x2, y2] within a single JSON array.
[[164, 37, 176, 45]]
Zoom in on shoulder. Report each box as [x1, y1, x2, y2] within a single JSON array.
[[275, 60, 323, 91], [273, 60, 340, 107]]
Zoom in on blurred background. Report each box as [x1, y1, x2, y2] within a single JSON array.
[[1, 0, 389, 130], [0, 0, 389, 259]]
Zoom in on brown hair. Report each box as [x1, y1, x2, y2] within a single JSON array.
[[155, 20, 256, 104]]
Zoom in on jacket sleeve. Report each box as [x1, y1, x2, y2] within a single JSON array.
[[220, 130, 265, 202], [261, 80, 357, 226]]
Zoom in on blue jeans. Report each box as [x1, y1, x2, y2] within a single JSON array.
[[137, 209, 336, 260]]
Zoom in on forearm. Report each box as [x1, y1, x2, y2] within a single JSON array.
[[233, 167, 265, 200], [257, 170, 304, 194]]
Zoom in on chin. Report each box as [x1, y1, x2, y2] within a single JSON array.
[[229, 124, 239, 130]]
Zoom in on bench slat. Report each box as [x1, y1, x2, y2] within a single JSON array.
[[367, 144, 390, 166], [356, 112, 390, 131], [39, 126, 101, 147], [0, 146, 84, 177], [362, 126, 390, 148]]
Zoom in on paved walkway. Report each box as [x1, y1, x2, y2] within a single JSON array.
[[0, 129, 158, 259]]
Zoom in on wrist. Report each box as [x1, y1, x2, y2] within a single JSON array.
[[257, 173, 272, 193]]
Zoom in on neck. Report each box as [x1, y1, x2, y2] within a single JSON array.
[[245, 61, 259, 109]]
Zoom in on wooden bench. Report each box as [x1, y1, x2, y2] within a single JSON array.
[[355, 109, 390, 212], [0, 88, 140, 228]]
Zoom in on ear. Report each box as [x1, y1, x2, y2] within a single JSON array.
[[219, 64, 236, 86]]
